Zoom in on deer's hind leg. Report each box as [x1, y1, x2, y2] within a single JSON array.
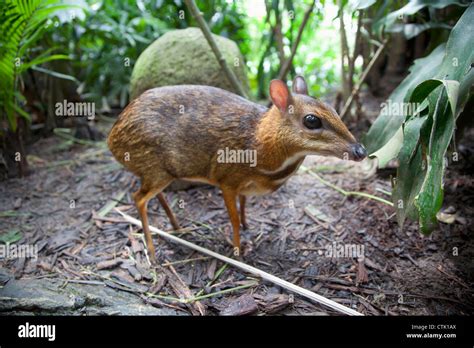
[[222, 187, 241, 255], [133, 176, 173, 263], [157, 192, 180, 230], [239, 195, 248, 230]]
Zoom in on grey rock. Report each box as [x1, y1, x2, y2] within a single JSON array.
[[130, 27, 249, 100], [0, 270, 184, 315]]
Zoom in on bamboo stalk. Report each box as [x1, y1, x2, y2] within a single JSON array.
[[340, 39, 388, 119], [338, 0, 350, 101], [184, 0, 248, 99], [116, 209, 363, 316], [277, 0, 316, 81], [348, 12, 363, 92]]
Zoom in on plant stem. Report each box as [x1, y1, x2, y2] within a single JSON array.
[[194, 264, 228, 298], [340, 39, 388, 119], [348, 11, 363, 92], [338, 0, 350, 101], [187, 282, 258, 302], [184, 0, 249, 99], [277, 0, 316, 81], [301, 166, 394, 206]]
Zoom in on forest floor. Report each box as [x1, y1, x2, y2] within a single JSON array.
[[1, 94, 473, 316]]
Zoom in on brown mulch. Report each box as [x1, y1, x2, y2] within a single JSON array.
[[0, 118, 473, 316]]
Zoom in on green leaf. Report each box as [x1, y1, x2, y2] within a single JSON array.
[[20, 54, 70, 72], [0, 0, 77, 131], [386, 22, 452, 40], [414, 91, 453, 234], [392, 115, 428, 227], [394, 4, 474, 234], [374, 0, 467, 34], [414, 5, 474, 233], [411, 79, 460, 118], [407, 79, 460, 233], [370, 126, 403, 168], [32, 65, 79, 83], [349, 0, 377, 11], [13, 102, 30, 120], [0, 229, 22, 244], [363, 44, 445, 156]]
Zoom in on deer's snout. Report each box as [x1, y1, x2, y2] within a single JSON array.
[[351, 143, 367, 162]]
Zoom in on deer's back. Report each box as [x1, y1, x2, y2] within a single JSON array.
[[107, 85, 265, 181]]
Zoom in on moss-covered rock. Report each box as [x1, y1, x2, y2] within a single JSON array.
[[130, 27, 249, 99]]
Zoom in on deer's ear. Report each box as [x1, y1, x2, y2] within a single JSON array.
[[292, 75, 308, 95], [270, 80, 292, 112]]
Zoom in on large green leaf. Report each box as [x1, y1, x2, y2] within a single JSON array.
[[414, 90, 452, 233], [392, 115, 428, 227], [366, 2, 474, 160], [370, 126, 403, 168], [363, 44, 445, 156], [374, 0, 467, 34], [392, 4, 474, 233], [403, 80, 458, 233], [412, 1, 474, 232], [386, 22, 452, 40]]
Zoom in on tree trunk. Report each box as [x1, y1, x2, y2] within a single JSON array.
[[386, 32, 406, 75]]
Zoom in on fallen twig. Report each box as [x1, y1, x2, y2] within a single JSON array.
[[163, 261, 206, 315], [162, 256, 210, 267], [115, 209, 363, 316]]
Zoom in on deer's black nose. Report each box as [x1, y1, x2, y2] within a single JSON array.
[[351, 143, 367, 161]]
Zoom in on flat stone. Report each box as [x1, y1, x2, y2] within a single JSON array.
[[0, 268, 184, 315]]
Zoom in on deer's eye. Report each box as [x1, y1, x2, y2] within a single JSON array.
[[303, 114, 322, 130]]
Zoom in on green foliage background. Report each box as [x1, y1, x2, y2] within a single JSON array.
[[0, 0, 472, 236], [38, 0, 341, 108]]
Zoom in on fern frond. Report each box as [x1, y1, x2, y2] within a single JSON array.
[[0, 0, 76, 131]]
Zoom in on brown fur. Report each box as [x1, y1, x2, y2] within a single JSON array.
[[108, 78, 364, 261]]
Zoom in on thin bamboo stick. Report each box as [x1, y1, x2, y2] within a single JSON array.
[[340, 39, 388, 119], [277, 0, 316, 81], [184, 0, 249, 99], [115, 209, 364, 316]]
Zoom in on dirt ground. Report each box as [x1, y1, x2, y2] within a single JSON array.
[[1, 102, 473, 316]]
